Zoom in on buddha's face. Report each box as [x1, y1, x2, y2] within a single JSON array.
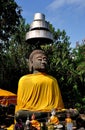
[[32, 53, 47, 72]]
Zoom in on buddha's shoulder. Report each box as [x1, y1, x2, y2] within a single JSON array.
[[19, 73, 57, 82], [46, 74, 57, 81], [19, 74, 34, 81]]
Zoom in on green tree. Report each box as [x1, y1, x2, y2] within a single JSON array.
[[72, 42, 85, 112], [0, 0, 22, 92], [0, 0, 22, 41], [0, 19, 31, 93]]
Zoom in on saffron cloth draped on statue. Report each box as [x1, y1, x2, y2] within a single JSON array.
[[15, 72, 64, 113]]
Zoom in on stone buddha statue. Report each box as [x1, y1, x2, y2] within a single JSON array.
[[15, 49, 64, 122]]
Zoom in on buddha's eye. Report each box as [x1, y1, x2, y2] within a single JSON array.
[[43, 58, 47, 61], [38, 58, 42, 61], [43, 58, 47, 62]]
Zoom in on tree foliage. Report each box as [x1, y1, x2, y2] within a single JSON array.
[[0, 0, 22, 41], [72, 42, 85, 112]]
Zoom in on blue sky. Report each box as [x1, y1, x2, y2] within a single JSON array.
[[15, 0, 85, 48]]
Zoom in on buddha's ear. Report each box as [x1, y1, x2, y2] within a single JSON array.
[[28, 60, 33, 73]]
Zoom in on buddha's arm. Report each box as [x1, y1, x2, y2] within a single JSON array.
[[54, 79, 64, 109], [15, 78, 27, 112]]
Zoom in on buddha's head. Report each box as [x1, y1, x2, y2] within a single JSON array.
[[28, 49, 47, 73]]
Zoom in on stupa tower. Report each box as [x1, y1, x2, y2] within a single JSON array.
[[25, 13, 53, 47]]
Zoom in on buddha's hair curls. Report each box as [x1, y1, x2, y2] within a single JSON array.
[[28, 49, 46, 72]]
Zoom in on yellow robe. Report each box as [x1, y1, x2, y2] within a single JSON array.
[[15, 72, 64, 112], [31, 120, 40, 130], [50, 116, 59, 124], [65, 118, 72, 123]]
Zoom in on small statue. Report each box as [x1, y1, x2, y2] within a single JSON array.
[[25, 116, 30, 130], [50, 109, 59, 125], [48, 109, 63, 129], [65, 113, 73, 130], [30, 113, 40, 130]]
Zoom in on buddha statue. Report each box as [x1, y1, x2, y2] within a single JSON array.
[[15, 49, 64, 122]]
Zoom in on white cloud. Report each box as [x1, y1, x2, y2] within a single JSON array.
[[47, 0, 65, 10], [47, 0, 85, 11]]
